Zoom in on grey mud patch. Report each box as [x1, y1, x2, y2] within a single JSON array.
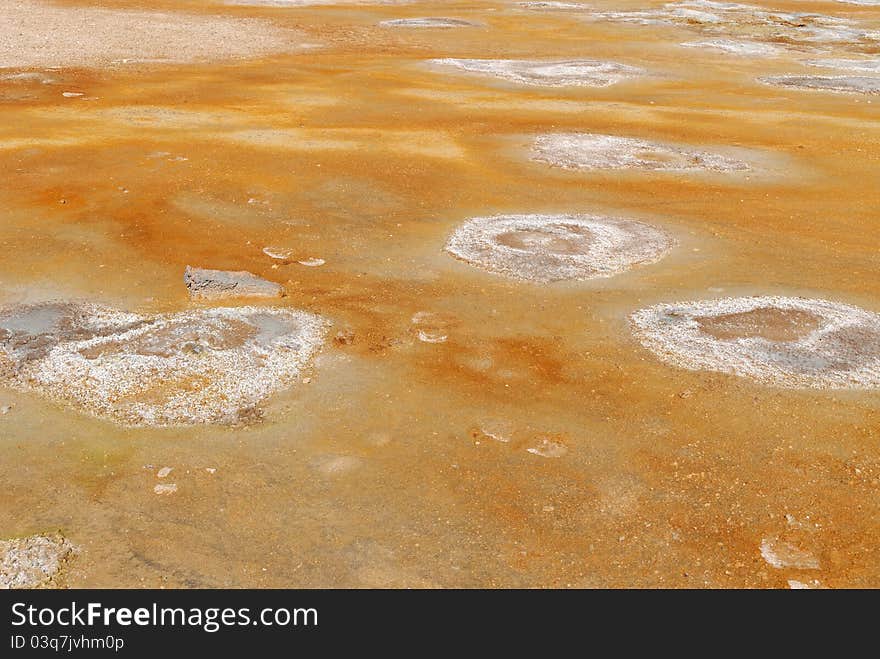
[[761, 75, 880, 95], [630, 296, 880, 389], [0, 302, 328, 426], [0, 533, 76, 589], [428, 59, 642, 87], [531, 133, 751, 173], [445, 214, 673, 283]]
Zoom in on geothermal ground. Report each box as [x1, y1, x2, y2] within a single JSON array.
[[0, 0, 879, 589]]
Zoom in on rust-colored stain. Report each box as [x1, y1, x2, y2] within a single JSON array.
[[0, 0, 879, 588]]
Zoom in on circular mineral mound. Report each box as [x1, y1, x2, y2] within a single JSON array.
[[0, 303, 328, 426], [630, 296, 880, 388], [0, 302, 144, 368], [429, 59, 642, 87], [532, 133, 750, 173], [445, 214, 673, 283], [761, 75, 880, 95], [381, 18, 480, 28], [0, 533, 76, 589], [589, 1, 880, 53]]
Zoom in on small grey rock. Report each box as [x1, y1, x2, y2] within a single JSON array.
[[184, 266, 284, 301]]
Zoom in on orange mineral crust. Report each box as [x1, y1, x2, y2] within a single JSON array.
[[0, 0, 879, 588]]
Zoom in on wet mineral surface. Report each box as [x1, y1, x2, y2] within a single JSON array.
[[0, 0, 879, 588]]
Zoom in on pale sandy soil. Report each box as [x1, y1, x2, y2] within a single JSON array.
[[0, 0, 307, 69]]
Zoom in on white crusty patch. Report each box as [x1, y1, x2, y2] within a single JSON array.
[[803, 58, 880, 73], [760, 75, 880, 95], [0, 534, 76, 589], [680, 39, 781, 56], [517, 1, 589, 9], [630, 296, 880, 389], [445, 213, 673, 283], [587, 1, 880, 52], [428, 58, 642, 87], [0, 303, 328, 426], [531, 133, 750, 173], [380, 18, 480, 28], [526, 438, 568, 458], [263, 246, 293, 260], [760, 538, 821, 570], [411, 310, 452, 344]]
